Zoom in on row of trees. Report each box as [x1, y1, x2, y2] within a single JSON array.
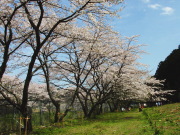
[[0, 0, 172, 132]]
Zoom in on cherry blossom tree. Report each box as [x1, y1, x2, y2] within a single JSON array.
[[0, 75, 51, 128], [56, 34, 173, 117], [50, 32, 146, 118], [36, 42, 74, 122], [1, 0, 124, 131], [0, 0, 31, 80]]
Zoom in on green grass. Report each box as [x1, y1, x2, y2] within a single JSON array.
[[32, 109, 154, 135], [143, 103, 180, 135], [1, 103, 179, 135], [32, 103, 180, 135]]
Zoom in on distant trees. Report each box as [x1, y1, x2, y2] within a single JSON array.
[[155, 49, 180, 102]]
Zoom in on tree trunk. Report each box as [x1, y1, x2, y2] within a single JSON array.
[[112, 101, 119, 112], [98, 104, 103, 115], [21, 106, 33, 133], [0, 48, 9, 80], [59, 108, 70, 122], [107, 102, 113, 112], [54, 104, 60, 123]]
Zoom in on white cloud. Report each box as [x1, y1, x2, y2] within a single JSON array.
[[148, 4, 161, 9], [142, 0, 150, 3], [161, 7, 174, 15], [148, 4, 174, 15]]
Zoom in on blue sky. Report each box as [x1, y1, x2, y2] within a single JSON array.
[[112, 0, 180, 75]]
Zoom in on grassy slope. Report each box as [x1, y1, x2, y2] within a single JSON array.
[[33, 103, 180, 135], [143, 103, 180, 135]]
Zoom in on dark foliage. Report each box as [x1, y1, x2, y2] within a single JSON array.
[[155, 49, 180, 102]]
